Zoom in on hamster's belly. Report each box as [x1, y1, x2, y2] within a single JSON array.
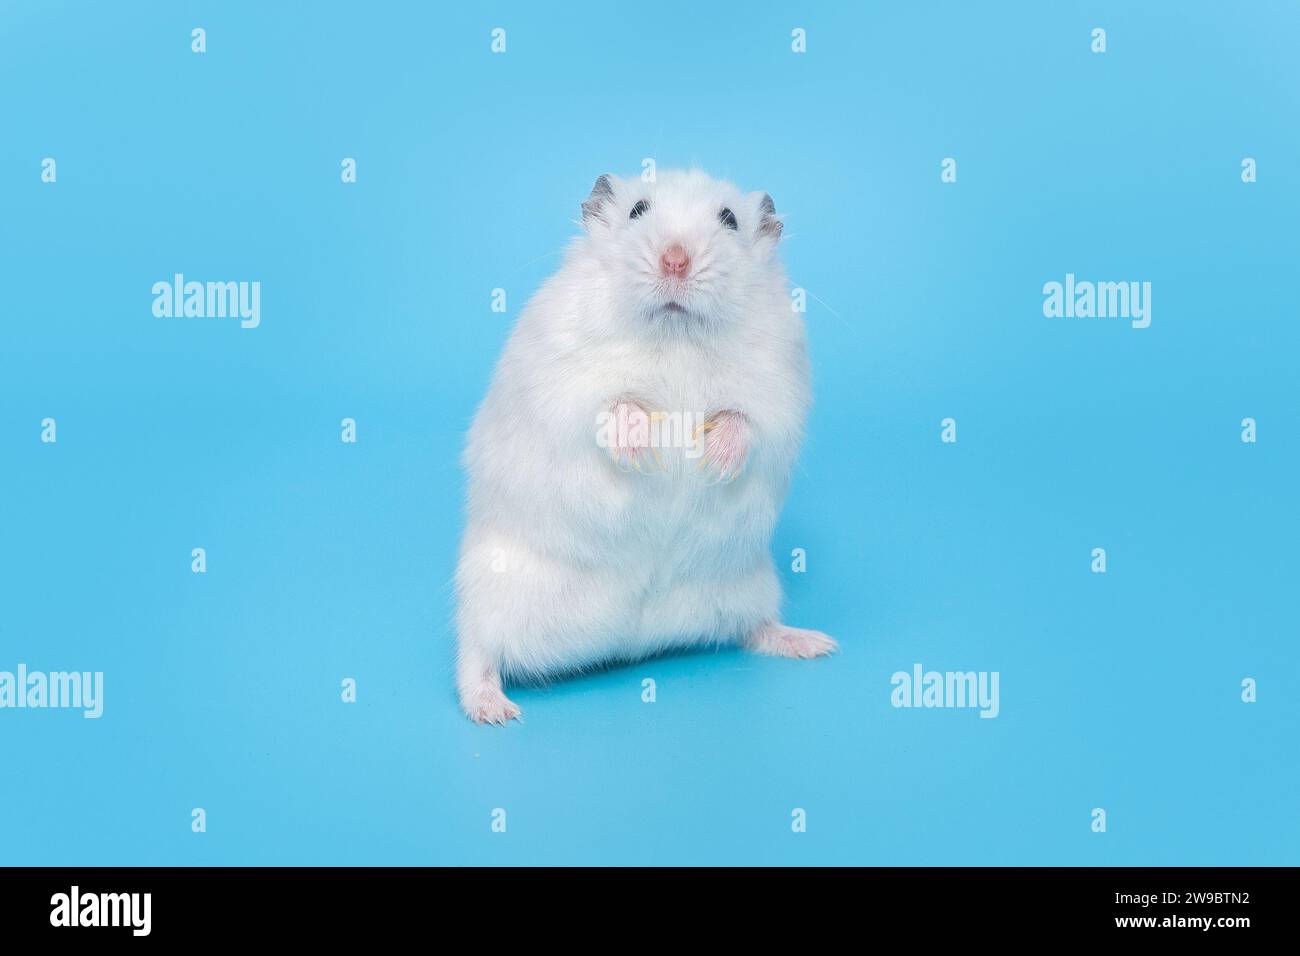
[[470, 451, 782, 675], [582, 456, 781, 651], [616, 462, 776, 568]]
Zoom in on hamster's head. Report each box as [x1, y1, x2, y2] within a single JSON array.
[[577, 169, 784, 326]]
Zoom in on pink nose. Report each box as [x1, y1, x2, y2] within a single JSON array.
[[660, 244, 690, 277]]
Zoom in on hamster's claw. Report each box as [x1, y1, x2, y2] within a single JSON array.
[[611, 446, 660, 473]]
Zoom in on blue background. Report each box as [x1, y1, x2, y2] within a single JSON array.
[[2, 1, 1296, 865]]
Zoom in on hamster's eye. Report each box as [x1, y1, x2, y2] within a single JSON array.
[[719, 207, 738, 230], [630, 200, 650, 220]]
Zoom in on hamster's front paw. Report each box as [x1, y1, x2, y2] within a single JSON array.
[[698, 409, 748, 482], [605, 400, 658, 473]]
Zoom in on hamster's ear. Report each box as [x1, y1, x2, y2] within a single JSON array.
[[756, 193, 783, 242], [581, 174, 617, 228]]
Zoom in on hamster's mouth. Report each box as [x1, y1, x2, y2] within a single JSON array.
[[663, 302, 687, 314]]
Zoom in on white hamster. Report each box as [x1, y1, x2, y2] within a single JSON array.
[[456, 168, 835, 724]]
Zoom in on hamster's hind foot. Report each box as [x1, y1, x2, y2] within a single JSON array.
[[743, 622, 837, 659], [458, 647, 522, 725], [462, 683, 522, 726]]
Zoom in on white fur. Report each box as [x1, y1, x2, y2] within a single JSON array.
[[455, 169, 833, 723]]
